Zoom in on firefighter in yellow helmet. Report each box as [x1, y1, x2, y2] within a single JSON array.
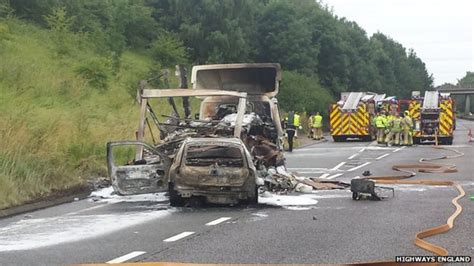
[[385, 112, 402, 146], [311, 112, 323, 140], [402, 110, 413, 146], [374, 110, 387, 144]]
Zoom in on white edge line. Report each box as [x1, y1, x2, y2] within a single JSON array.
[[206, 217, 231, 226], [348, 153, 359, 159], [107, 251, 146, 264], [376, 153, 390, 160], [163, 231, 195, 242], [347, 162, 371, 172], [331, 161, 346, 170], [326, 173, 344, 180]]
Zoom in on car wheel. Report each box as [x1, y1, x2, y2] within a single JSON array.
[[169, 183, 184, 207], [242, 186, 258, 206]]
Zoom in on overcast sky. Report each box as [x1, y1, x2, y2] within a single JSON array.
[[321, 0, 474, 86]]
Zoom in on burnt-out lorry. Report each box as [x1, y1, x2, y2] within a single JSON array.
[[107, 63, 284, 206]]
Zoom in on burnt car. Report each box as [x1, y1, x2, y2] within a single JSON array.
[[106, 63, 284, 206], [168, 138, 258, 206]]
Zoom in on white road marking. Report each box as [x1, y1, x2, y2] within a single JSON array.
[[106, 251, 146, 264], [287, 168, 332, 172], [376, 153, 390, 160], [353, 176, 361, 179], [348, 153, 359, 159], [206, 217, 231, 226], [163, 231, 194, 242], [318, 173, 330, 179], [326, 173, 343, 179], [347, 162, 371, 172], [331, 162, 346, 170], [359, 147, 367, 152], [393, 146, 406, 152]]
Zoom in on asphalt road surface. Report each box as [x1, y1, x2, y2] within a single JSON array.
[[1, 119, 473, 265]]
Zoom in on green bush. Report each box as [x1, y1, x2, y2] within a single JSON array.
[[74, 58, 109, 91]]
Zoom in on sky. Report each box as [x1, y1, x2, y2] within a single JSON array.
[[321, 0, 474, 86]]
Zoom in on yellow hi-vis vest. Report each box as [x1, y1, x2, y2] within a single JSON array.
[[375, 115, 385, 128], [312, 115, 322, 128], [294, 114, 301, 127]]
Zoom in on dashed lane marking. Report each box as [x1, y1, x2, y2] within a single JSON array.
[[347, 162, 371, 172], [106, 251, 146, 264], [206, 217, 231, 226], [163, 231, 195, 242], [376, 153, 390, 160]]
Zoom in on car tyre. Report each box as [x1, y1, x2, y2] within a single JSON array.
[[169, 182, 184, 207]]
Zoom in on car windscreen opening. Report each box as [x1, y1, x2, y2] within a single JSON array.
[[185, 145, 244, 167]]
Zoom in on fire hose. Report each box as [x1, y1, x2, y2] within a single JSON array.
[[348, 147, 466, 265]]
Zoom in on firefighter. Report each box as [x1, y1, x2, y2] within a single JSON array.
[[385, 112, 395, 144], [385, 112, 402, 146], [312, 112, 323, 140], [374, 111, 387, 143], [294, 112, 301, 138], [308, 113, 314, 138], [284, 111, 300, 152], [402, 110, 413, 146]]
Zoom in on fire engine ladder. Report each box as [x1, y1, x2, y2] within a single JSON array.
[[422, 91, 439, 110], [342, 92, 364, 111]]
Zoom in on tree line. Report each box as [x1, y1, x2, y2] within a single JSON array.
[[2, 0, 434, 113]]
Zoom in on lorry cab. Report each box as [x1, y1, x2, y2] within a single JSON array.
[[192, 63, 284, 147]]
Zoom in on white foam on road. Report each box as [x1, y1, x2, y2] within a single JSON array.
[[89, 186, 168, 203], [284, 206, 312, 210], [258, 194, 318, 207], [0, 210, 171, 251]]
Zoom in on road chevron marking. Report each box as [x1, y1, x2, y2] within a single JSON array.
[[163, 232, 195, 242], [376, 153, 390, 160], [331, 161, 346, 170], [206, 217, 231, 226], [348, 153, 359, 159], [106, 251, 146, 264], [393, 146, 407, 152], [347, 162, 371, 172], [326, 173, 343, 179]]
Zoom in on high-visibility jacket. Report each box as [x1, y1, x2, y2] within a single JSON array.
[[390, 117, 403, 132], [402, 116, 413, 130], [312, 115, 322, 128], [308, 116, 314, 127], [386, 115, 395, 128], [294, 114, 301, 127], [374, 115, 386, 128]]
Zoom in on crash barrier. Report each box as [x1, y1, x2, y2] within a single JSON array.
[[359, 147, 465, 258]]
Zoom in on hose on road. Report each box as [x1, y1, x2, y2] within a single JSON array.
[[361, 146, 465, 258]]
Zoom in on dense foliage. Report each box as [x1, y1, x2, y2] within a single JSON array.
[[3, 0, 433, 110]]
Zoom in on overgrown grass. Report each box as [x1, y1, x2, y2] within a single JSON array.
[[0, 19, 166, 208]]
